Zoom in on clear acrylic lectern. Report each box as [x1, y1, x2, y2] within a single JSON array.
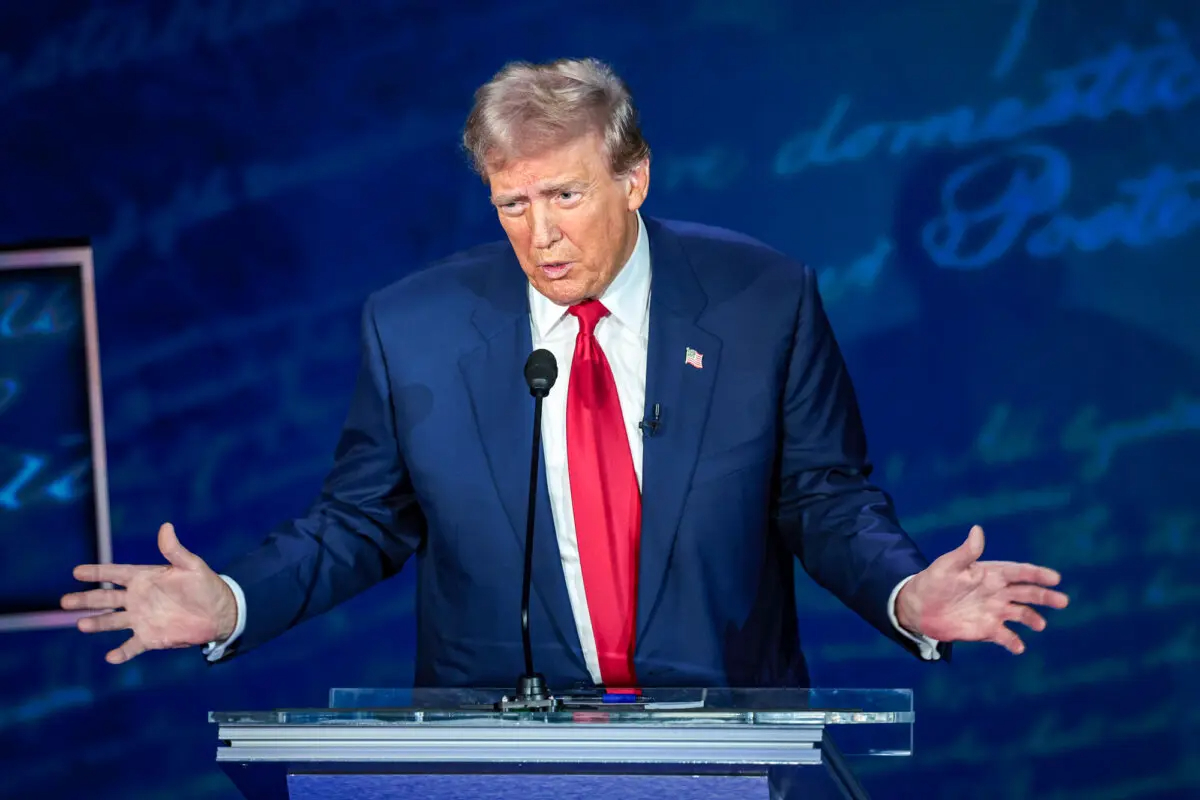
[[210, 687, 913, 799]]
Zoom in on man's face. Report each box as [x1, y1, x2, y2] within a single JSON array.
[[487, 133, 649, 306]]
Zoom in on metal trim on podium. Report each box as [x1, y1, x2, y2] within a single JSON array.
[[215, 719, 826, 764]]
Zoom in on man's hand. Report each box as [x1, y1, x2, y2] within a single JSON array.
[[896, 525, 1068, 654], [60, 522, 238, 664]]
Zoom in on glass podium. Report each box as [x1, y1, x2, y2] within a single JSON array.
[[210, 687, 913, 799]]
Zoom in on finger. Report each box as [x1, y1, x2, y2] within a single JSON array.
[[991, 624, 1026, 655], [1005, 603, 1047, 632], [78, 611, 131, 633], [1007, 584, 1070, 609], [996, 562, 1062, 587], [61, 588, 126, 611], [158, 522, 202, 571], [72, 563, 138, 585], [944, 525, 986, 570], [106, 634, 146, 664]]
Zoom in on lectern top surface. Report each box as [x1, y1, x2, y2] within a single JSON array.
[[209, 687, 914, 727]]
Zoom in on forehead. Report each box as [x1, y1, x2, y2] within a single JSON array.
[[487, 134, 609, 194]]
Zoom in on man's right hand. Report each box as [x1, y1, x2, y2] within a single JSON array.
[[61, 522, 238, 664]]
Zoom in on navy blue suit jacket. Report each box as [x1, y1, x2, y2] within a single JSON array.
[[217, 217, 939, 687]]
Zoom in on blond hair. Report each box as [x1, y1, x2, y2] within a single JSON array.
[[462, 57, 650, 180]]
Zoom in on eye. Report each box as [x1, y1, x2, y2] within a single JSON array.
[[557, 191, 581, 204], [498, 201, 526, 216]]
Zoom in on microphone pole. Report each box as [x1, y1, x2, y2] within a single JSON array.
[[499, 348, 558, 711]]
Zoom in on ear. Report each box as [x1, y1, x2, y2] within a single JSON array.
[[625, 157, 650, 212]]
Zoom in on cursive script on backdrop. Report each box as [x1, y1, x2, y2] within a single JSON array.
[[0, 0, 319, 103], [921, 144, 1200, 268], [94, 112, 450, 273], [775, 21, 1200, 176]]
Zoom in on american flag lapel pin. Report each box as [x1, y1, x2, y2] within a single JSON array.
[[684, 347, 704, 369]]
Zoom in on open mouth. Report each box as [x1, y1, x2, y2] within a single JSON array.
[[539, 261, 573, 279]]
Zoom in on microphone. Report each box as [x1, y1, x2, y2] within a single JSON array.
[[638, 403, 661, 436], [502, 348, 558, 711]]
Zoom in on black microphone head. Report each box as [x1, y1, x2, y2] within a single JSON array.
[[524, 349, 558, 397]]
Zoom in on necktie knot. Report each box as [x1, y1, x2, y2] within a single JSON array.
[[568, 299, 610, 336]]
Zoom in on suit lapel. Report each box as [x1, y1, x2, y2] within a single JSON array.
[[457, 256, 586, 676], [636, 219, 722, 645]]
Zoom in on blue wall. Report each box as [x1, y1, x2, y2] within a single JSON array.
[[3, 1, 1200, 797]]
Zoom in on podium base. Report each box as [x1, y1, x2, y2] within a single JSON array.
[[287, 773, 767, 800], [223, 759, 866, 800]]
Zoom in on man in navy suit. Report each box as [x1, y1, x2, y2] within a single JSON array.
[[62, 58, 1067, 689]]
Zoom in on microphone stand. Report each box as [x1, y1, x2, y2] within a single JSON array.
[[497, 350, 560, 712]]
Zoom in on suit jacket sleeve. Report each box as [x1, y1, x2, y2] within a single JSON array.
[[772, 265, 946, 660], [212, 295, 425, 660]]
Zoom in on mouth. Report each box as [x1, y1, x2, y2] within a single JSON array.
[[538, 261, 574, 279]]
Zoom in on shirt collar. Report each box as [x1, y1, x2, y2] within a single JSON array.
[[528, 210, 651, 341]]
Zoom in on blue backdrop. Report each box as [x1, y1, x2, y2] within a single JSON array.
[[3, 1, 1200, 797]]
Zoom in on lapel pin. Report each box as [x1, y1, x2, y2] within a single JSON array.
[[684, 347, 704, 369]]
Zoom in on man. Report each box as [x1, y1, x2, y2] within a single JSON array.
[[62, 58, 1067, 689]]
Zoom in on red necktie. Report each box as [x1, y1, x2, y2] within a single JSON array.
[[566, 300, 641, 688]]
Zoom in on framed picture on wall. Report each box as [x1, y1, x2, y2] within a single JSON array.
[[0, 238, 113, 632]]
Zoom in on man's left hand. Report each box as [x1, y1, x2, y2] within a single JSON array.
[[896, 525, 1069, 654]]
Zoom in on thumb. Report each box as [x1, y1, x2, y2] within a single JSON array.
[[158, 522, 203, 570], [946, 524, 986, 570]]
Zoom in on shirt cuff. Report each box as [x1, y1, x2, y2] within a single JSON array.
[[203, 574, 247, 662], [888, 574, 941, 661]]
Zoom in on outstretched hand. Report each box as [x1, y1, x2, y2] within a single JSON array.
[[896, 525, 1069, 654], [60, 523, 238, 664]]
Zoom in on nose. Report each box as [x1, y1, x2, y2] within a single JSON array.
[[528, 204, 561, 250]]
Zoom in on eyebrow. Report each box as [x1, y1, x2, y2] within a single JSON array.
[[491, 180, 589, 206]]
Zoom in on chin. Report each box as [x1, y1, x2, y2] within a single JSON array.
[[536, 280, 588, 306]]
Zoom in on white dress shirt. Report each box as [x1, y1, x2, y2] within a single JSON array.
[[528, 211, 653, 683], [207, 211, 940, 670]]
